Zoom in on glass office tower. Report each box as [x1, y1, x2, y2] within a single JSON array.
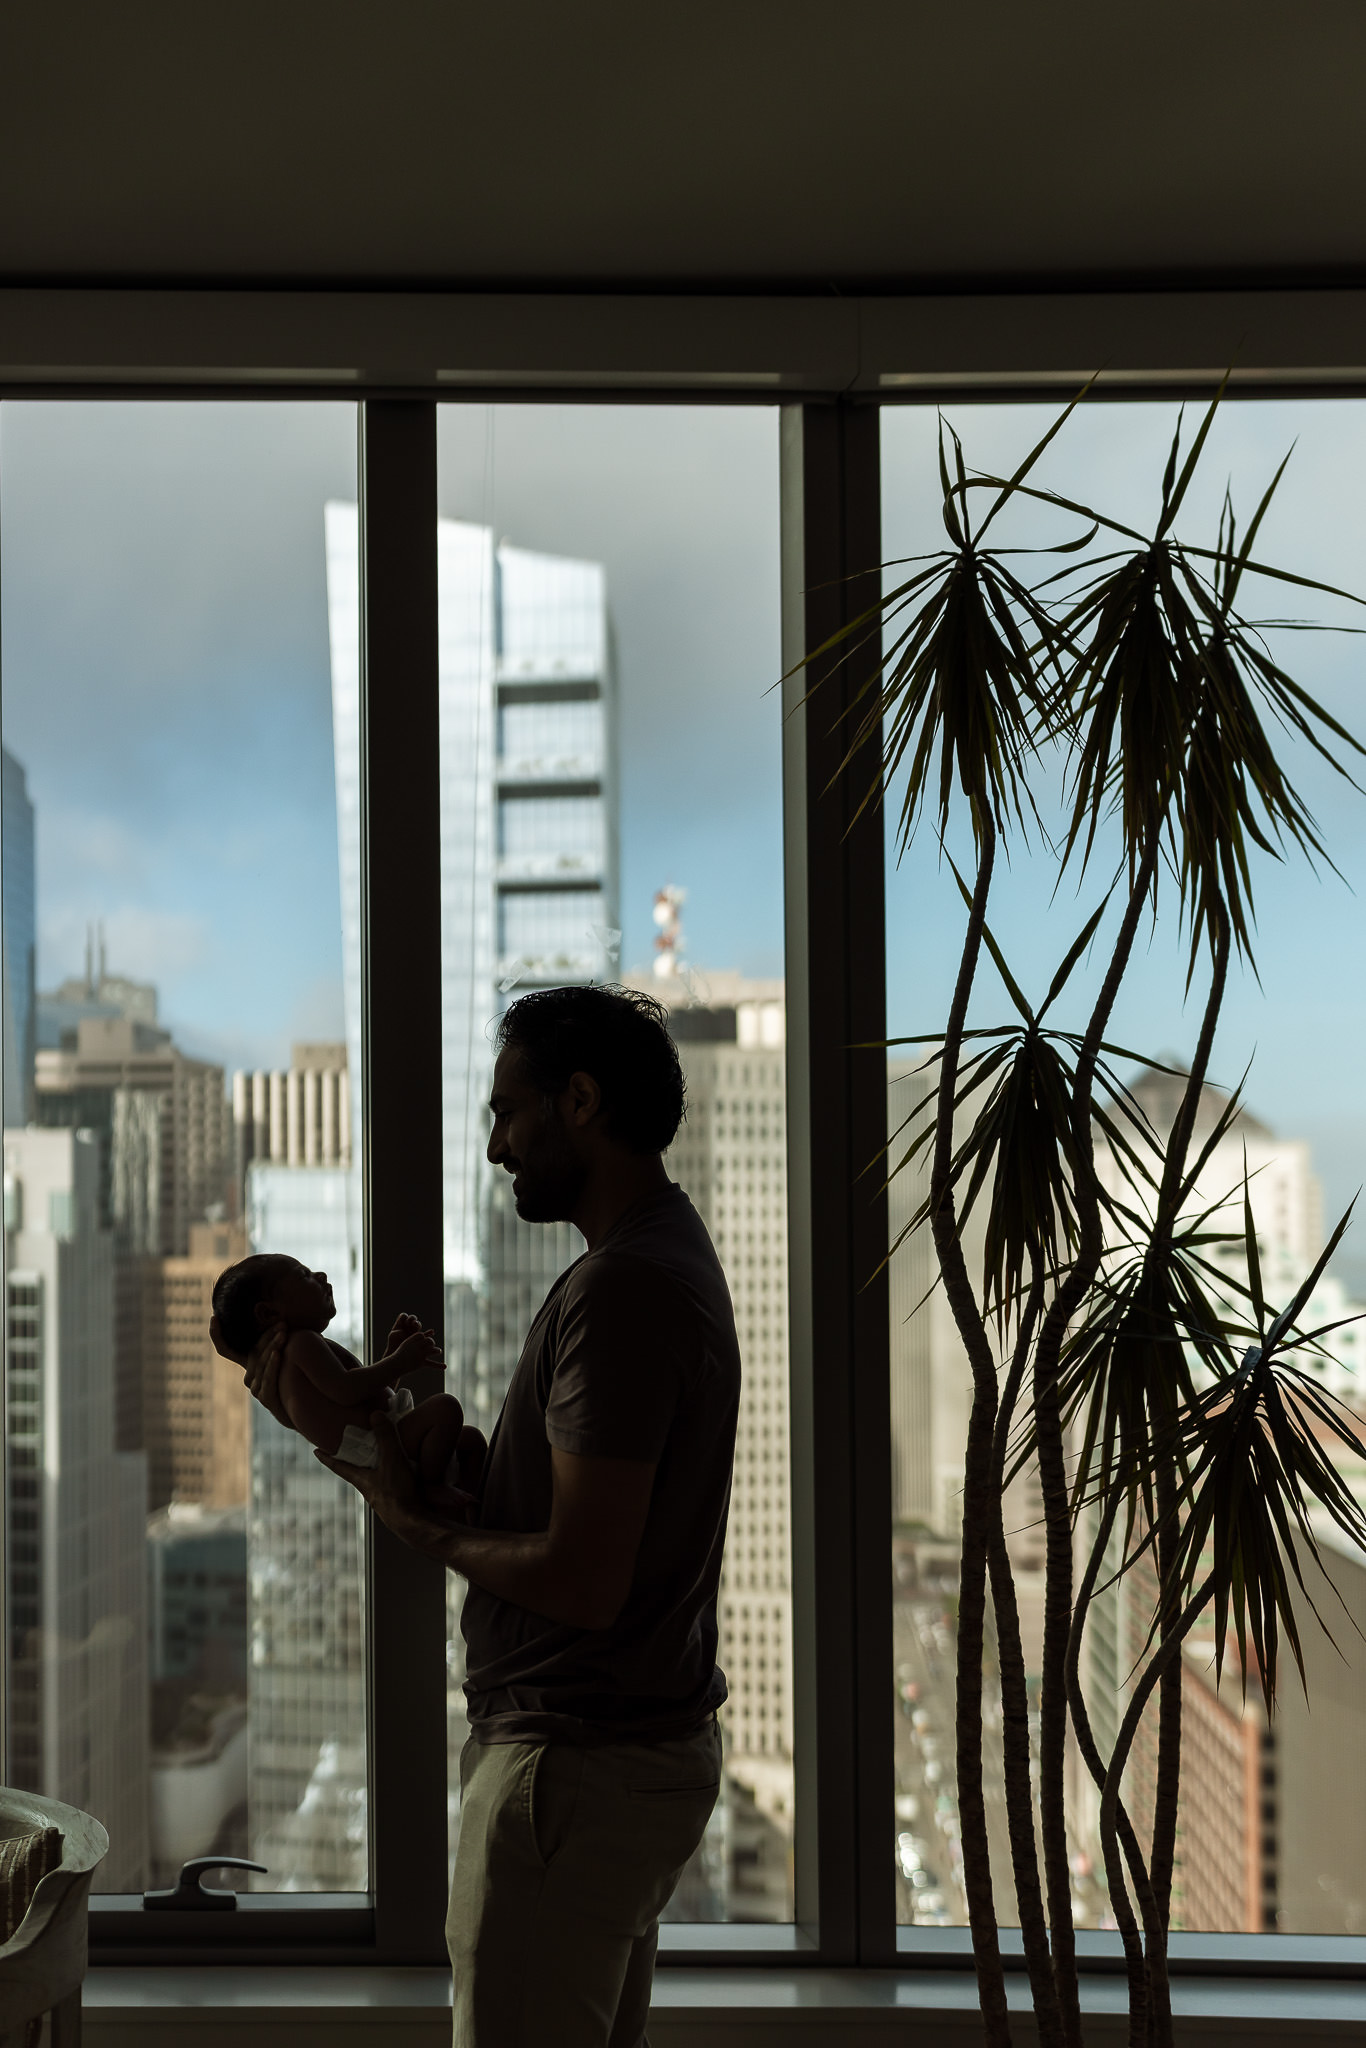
[[323, 501, 616, 1426], [240, 508, 616, 1885]]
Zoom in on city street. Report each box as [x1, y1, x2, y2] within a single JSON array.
[[892, 1541, 1023, 1929]]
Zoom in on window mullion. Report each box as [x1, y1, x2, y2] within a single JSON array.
[[359, 399, 449, 1963], [780, 400, 895, 1966]]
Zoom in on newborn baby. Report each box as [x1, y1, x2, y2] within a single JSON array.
[[212, 1254, 470, 1509]]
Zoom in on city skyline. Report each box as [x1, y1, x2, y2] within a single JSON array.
[[0, 402, 784, 1085]]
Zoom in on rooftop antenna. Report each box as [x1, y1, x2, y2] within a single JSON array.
[[652, 885, 686, 981]]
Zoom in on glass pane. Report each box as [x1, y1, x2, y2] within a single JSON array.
[[883, 397, 1366, 1936], [1, 401, 365, 1891], [432, 405, 789, 1920]]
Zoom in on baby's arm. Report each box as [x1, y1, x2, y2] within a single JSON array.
[[284, 1330, 399, 1406]]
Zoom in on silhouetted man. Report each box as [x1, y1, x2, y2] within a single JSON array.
[[241, 985, 740, 2048]]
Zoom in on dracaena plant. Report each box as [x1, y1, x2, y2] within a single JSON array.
[[802, 387, 1366, 2048]]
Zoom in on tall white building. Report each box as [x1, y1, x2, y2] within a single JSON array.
[[657, 971, 793, 1919], [323, 500, 616, 1378], [237, 512, 616, 1889], [3, 1125, 149, 1888]]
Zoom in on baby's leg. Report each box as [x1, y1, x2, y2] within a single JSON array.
[[396, 1394, 468, 1502]]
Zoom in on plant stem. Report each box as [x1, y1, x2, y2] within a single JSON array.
[[1147, 906, 1230, 1940], [1066, 1494, 1163, 2043], [987, 1261, 1063, 2048], [1100, 1578, 1219, 2048], [1031, 839, 1163, 2045], [934, 804, 1013, 2048], [988, 1529, 1064, 2048]]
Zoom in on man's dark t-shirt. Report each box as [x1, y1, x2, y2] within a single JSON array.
[[462, 1184, 741, 1745]]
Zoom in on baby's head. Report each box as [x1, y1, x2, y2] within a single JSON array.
[[212, 1255, 335, 1355]]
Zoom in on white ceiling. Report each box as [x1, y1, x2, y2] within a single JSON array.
[[7, 0, 1366, 289]]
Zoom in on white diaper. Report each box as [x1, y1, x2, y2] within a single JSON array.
[[334, 1385, 415, 1469]]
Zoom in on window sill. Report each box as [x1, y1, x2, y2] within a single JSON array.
[[899, 1926, 1366, 1980], [80, 1965, 1366, 2045]]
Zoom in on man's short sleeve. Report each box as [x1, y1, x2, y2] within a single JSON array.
[[544, 1253, 686, 1462]]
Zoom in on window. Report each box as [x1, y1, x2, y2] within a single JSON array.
[[0, 401, 366, 1896], [432, 405, 792, 1922], [4, 325, 1361, 1982], [882, 396, 1366, 1942]]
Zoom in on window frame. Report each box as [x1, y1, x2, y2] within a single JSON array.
[[2, 285, 1364, 1973]]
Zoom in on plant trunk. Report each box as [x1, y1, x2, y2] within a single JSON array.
[[1066, 1496, 1162, 2045], [989, 1526, 1064, 2048], [1066, 1497, 1163, 1919], [1033, 1340, 1083, 2048], [1147, 908, 1230, 1949], [988, 1272, 1065, 2041], [1030, 839, 1162, 2045], [933, 806, 1013, 2048], [1100, 1579, 1218, 2048]]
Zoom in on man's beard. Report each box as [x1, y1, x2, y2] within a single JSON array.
[[508, 1117, 588, 1223]]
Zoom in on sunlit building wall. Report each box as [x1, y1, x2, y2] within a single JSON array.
[[139, 1220, 251, 1513], [659, 972, 793, 1919]]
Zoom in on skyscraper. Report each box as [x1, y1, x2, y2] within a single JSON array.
[[146, 1500, 249, 1886], [3, 1125, 150, 1889], [242, 1152, 367, 1889], [36, 1002, 235, 1461], [231, 1044, 351, 1210], [276, 505, 619, 1884], [323, 501, 616, 1418], [138, 1219, 251, 1512], [1, 746, 37, 1129], [650, 969, 794, 1919], [35, 1014, 233, 1258]]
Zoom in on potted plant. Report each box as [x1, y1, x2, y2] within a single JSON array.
[[811, 388, 1366, 2048]]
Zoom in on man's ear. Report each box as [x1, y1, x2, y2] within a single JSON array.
[[253, 1301, 283, 1330], [563, 1069, 603, 1128]]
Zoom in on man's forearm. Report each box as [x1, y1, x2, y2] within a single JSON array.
[[392, 1508, 613, 1631]]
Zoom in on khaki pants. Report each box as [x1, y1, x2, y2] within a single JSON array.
[[447, 1719, 722, 2048]]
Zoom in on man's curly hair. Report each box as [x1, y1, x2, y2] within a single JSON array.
[[496, 985, 686, 1154]]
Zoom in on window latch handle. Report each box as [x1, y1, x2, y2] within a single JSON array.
[[143, 1856, 269, 1910]]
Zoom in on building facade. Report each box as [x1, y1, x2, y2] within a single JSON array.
[[324, 500, 616, 1414], [656, 971, 794, 1919], [231, 1043, 351, 1205], [1, 745, 36, 1129], [138, 1219, 251, 1512], [242, 1158, 367, 1890], [146, 1501, 250, 1886], [3, 1124, 149, 1889], [36, 1014, 232, 1259]]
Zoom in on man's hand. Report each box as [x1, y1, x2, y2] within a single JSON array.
[[317, 1411, 435, 1536], [210, 1314, 292, 1429]]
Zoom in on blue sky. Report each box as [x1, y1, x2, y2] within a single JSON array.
[[0, 403, 783, 1077], [5, 396, 1364, 1280], [882, 399, 1366, 1287]]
